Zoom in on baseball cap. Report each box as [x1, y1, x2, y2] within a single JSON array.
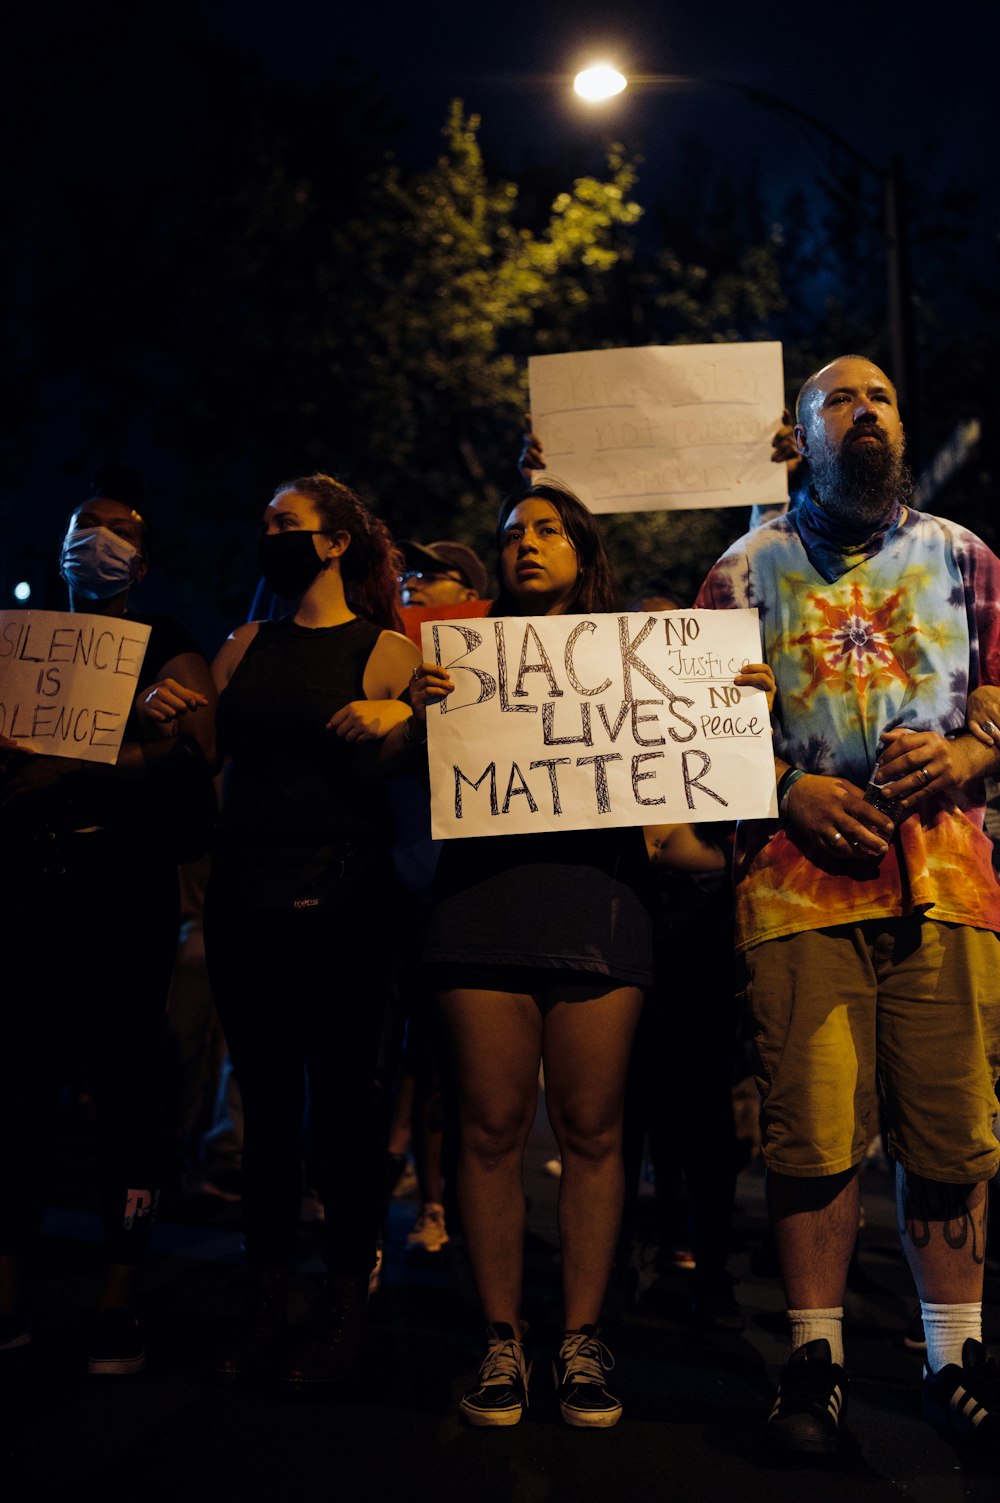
[[398, 539, 489, 599]]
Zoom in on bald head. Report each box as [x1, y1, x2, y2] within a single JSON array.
[[795, 356, 898, 426], [792, 355, 907, 526]]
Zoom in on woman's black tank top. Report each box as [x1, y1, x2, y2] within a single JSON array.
[[216, 615, 387, 853]]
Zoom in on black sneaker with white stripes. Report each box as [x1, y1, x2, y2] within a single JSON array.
[[766, 1339, 848, 1456], [923, 1337, 1000, 1447], [553, 1325, 622, 1428], [459, 1323, 531, 1427]]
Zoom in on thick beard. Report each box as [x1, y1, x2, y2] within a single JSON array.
[[810, 438, 910, 527]]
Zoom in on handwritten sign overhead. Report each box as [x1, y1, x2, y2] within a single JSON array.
[[0, 609, 151, 764], [529, 342, 788, 514], [422, 610, 777, 840]]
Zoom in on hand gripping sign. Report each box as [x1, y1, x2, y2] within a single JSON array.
[[422, 609, 777, 840]]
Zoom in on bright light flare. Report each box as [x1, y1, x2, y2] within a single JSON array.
[[574, 65, 627, 103], [13, 581, 31, 601]]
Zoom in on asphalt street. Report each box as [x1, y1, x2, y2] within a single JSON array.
[[3, 1108, 999, 1503]]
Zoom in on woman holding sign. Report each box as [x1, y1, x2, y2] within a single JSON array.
[[410, 483, 772, 1429], [409, 484, 649, 1429], [200, 472, 419, 1390]]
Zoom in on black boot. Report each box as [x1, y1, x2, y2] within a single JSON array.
[[277, 1274, 368, 1388], [212, 1268, 288, 1385]]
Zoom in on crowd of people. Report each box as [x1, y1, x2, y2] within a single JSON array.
[[3, 353, 1000, 1461]]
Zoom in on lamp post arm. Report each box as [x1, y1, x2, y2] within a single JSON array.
[[626, 73, 914, 418]]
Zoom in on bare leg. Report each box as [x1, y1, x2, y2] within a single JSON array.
[[438, 988, 542, 1329], [768, 1167, 859, 1310], [543, 984, 644, 1330], [897, 1168, 988, 1303]]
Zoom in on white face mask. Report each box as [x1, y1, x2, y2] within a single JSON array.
[[59, 525, 141, 599]]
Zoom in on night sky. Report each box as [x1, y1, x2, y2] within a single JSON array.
[[207, 0, 999, 211], [5, 0, 999, 638]]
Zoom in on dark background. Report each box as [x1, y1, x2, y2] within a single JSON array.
[[4, 0, 998, 649]]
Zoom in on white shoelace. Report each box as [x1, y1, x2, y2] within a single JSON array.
[[480, 1339, 526, 1387], [560, 1331, 614, 1386]]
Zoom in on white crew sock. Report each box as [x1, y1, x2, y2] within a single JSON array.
[[920, 1300, 982, 1373], [787, 1306, 844, 1366]]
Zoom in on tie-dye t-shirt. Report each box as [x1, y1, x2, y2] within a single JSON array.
[[696, 506, 1000, 952]]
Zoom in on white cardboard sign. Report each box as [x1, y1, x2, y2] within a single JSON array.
[[529, 342, 788, 513], [0, 609, 151, 764], [422, 610, 777, 840]]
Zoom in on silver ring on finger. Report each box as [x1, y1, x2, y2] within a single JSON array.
[[916, 765, 929, 786], [982, 719, 999, 739], [830, 830, 843, 844]]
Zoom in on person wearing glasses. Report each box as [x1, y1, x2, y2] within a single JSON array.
[[397, 540, 488, 608]]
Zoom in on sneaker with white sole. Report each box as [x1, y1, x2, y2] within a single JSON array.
[[553, 1325, 622, 1428], [903, 1312, 927, 1351], [923, 1337, 1000, 1447], [406, 1202, 449, 1254], [766, 1338, 848, 1456], [460, 1323, 531, 1427]]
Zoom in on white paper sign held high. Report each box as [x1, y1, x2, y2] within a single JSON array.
[[529, 342, 788, 513]]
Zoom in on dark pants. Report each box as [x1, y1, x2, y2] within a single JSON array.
[[0, 833, 177, 1264], [204, 871, 392, 1275], [622, 877, 741, 1277]]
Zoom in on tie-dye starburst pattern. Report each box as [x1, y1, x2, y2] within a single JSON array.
[[697, 506, 1000, 950]]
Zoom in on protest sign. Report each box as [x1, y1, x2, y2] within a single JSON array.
[[0, 609, 151, 764], [422, 609, 777, 840], [529, 342, 788, 513]]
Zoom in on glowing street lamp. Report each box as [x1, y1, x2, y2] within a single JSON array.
[[573, 65, 627, 103]]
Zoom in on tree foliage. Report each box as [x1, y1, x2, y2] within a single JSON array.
[[4, 19, 994, 634], [320, 103, 644, 544]]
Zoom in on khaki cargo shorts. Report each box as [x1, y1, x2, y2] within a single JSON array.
[[745, 917, 1000, 1182]]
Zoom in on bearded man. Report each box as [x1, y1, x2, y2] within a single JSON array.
[[697, 355, 1000, 1456]]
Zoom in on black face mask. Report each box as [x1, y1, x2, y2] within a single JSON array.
[[258, 530, 328, 599]]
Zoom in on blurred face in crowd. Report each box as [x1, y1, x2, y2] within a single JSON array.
[[400, 567, 476, 607], [794, 357, 906, 525], [632, 593, 683, 614], [500, 497, 580, 616]]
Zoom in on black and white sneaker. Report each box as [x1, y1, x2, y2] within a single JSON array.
[[459, 1323, 531, 1427], [923, 1337, 1000, 1446], [766, 1338, 848, 1456], [87, 1308, 146, 1376], [903, 1313, 927, 1352], [553, 1325, 622, 1429]]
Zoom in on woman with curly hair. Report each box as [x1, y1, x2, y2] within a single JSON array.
[[165, 473, 419, 1388]]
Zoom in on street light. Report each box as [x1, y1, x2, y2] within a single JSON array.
[[573, 67, 916, 429], [573, 65, 627, 102]]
